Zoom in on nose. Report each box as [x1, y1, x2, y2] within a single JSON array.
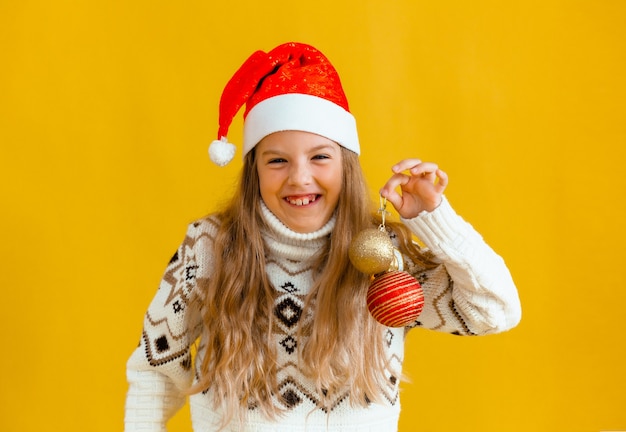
[[288, 161, 312, 186]]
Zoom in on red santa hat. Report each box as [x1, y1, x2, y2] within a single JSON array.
[[208, 42, 360, 166]]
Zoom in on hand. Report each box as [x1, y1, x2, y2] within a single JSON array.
[[379, 159, 448, 219]]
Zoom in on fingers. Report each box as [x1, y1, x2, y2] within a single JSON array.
[[411, 162, 440, 179], [390, 159, 446, 184], [391, 159, 423, 174], [379, 162, 449, 211], [379, 173, 409, 208], [379, 173, 408, 208], [393, 159, 440, 178], [435, 168, 448, 192]]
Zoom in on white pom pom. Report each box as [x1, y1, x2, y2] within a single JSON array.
[[208, 137, 236, 166]]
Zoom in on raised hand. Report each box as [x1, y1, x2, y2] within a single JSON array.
[[379, 158, 448, 219]]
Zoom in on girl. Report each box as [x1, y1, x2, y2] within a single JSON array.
[[125, 42, 521, 432]]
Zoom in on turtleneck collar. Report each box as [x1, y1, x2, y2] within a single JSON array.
[[260, 200, 336, 262]]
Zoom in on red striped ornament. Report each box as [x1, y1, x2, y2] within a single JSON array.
[[367, 270, 424, 328]]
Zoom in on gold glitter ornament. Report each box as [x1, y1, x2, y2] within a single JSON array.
[[348, 228, 395, 275]]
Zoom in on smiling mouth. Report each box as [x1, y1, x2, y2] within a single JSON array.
[[284, 194, 320, 206]]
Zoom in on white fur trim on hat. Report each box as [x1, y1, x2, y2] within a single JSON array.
[[242, 93, 360, 156]]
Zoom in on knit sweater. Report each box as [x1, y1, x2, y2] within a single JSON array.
[[125, 196, 521, 431]]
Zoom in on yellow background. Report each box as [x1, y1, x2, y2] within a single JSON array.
[[1, 1, 625, 431]]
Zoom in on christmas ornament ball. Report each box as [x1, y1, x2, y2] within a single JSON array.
[[348, 228, 395, 275], [367, 270, 424, 327]]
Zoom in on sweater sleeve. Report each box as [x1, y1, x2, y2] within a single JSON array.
[[401, 196, 521, 335], [124, 219, 215, 431]]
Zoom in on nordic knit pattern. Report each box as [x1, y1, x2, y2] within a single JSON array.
[[125, 196, 521, 431]]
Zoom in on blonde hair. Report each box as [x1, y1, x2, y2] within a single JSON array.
[[192, 146, 434, 428]]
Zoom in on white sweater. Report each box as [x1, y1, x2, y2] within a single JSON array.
[[125, 197, 521, 431]]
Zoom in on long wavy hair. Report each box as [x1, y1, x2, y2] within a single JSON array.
[[191, 145, 434, 428]]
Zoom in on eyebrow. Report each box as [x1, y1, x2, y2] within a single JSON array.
[[259, 144, 338, 157]]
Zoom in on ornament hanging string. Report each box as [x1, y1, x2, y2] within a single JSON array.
[[378, 195, 389, 232]]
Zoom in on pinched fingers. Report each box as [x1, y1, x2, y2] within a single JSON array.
[[379, 172, 411, 210]]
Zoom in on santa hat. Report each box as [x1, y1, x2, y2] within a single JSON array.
[[208, 42, 360, 166]]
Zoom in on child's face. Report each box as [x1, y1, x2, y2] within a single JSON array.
[[256, 130, 343, 233]]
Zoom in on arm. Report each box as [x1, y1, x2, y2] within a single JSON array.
[[125, 220, 211, 431], [401, 196, 521, 335], [380, 159, 521, 335]]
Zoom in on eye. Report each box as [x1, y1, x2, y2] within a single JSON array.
[[312, 154, 330, 160], [268, 158, 287, 164]]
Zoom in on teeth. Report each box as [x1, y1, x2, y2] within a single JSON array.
[[287, 195, 316, 206]]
